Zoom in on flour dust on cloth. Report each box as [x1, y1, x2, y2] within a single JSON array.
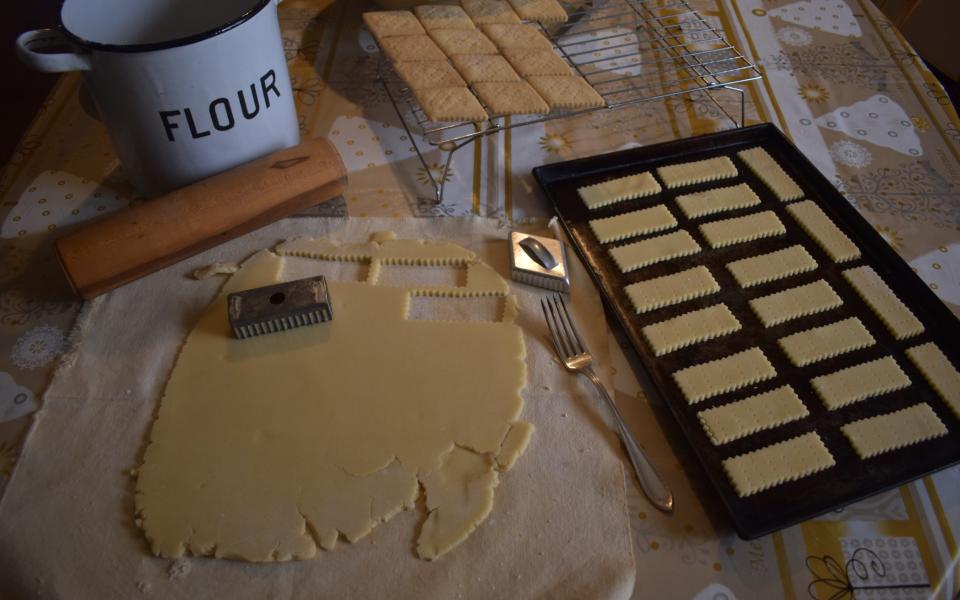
[[0, 218, 635, 600]]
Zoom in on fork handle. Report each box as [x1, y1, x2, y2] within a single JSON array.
[[582, 368, 674, 513]]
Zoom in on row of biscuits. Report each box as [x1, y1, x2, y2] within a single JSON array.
[[576, 151, 958, 498], [363, 2, 604, 122]]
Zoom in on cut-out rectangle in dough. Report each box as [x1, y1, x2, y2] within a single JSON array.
[[589, 205, 676, 243], [777, 317, 876, 367], [624, 266, 720, 315], [841, 403, 947, 459], [786, 200, 860, 263], [642, 303, 741, 356], [656, 156, 738, 189], [722, 432, 835, 497], [699, 210, 786, 248], [749, 279, 843, 327], [737, 147, 804, 201], [905, 342, 960, 418], [698, 385, 808, 446], [727, 245, 818, 288], [577, 172, 662, 209], [842, 266, 924, 340], [675, 183, 761, 219], [672, 347, 777, 404], [609, 230, 701, 273], [811, 356, 911, 410]]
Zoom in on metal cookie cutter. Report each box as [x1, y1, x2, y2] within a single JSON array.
[[227, 275, 333, 339], [509, 231, 570, 292]]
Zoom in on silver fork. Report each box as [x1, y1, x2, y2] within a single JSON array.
[[542, 294, 674, 513]]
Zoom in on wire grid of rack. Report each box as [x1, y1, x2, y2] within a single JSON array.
[[376, 0, 762, 203]]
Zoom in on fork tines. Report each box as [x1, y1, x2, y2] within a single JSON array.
[[541, 293, 587, 360]]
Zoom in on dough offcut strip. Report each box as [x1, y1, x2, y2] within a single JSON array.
[[777, 317, 876, 366], [589, 205, 676, 243], [737, 146, 803, 201], [698, 385, 808, 445], [841, 403, 947, 459], [811, 356, 911, 410], [749, 280, 843, 327], [675, 183, 761, 219], [656, 156, 738, 189], [843, 266, 924, 339], [699, 210, 786, 248], [722, 432, 835, 497], [905, 342, 960, 418], [624, 266, 720, 314], [727, 245, 818, 288], [609, 229, 701, 273], [786, 200, 860, 263], [672, 347, 777, 404], [577, 172, 661, 209], [641, 303, 741, 356]]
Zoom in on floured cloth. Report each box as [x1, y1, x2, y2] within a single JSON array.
[[0, 217, 635, 600]]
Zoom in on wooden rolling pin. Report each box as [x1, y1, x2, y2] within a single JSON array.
[[55, 138, 347, 299]]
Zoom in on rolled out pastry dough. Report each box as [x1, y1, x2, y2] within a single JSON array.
[[135, 236, 531, 563]]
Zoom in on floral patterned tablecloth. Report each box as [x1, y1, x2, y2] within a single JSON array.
[[1, 0, 957, 598]]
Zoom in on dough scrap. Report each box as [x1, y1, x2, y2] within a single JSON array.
[[722, 432, 835, 497], [656, 156, 738, 189], [777, 317, 876, 367], [624, 266, 720, 314], [905, 342, 960, 418], [737, 147, 803, 201], [589, 205, 676, 243], [698, 385, 808, 445], [748, 279, 843, 327], [842, 266, 924, 340], [675, 183, 761, 219], [811, 356, 911, 410], [609, 229, 701, 273], [672, 347, 777, 404], [641, 303, 741, 356], [136, 236, 530, 562], [786, 200, 861, 264], [841, 403, 947, 459], [698, 210, 786, 248], [577, 172, 662, 210], [726, 245, 818, 288]]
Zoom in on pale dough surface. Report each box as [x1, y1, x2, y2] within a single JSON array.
[[641, 303, 741, 356], [777, 317, 876, 367], [722, 432, 835, 497], [786, 200, 860, 263], [726, 245, 818, 288], [578, 173, 662, 210], [843, 265, 924, 339], [675, 183, 761, 219], [698, 385, 808, 446], [672, 347, 777, 404], [810, 356, 911, 410], [589, 205, 676, 242], [737, 147, 803, 201], [841, 403, 947, 459], [624, 266, 720, 314], [609, 229, 701, 273], [905, 342, 960, 418], [698, 210, 786, 248], [135, 239, 529, 562], [656, 156, 738, 189], [748, 279, 842, 327]]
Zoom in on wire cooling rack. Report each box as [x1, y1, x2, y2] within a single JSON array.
[[376, 0, 762, 203]]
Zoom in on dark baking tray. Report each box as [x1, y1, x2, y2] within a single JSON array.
[[533, 123, 960, 539]]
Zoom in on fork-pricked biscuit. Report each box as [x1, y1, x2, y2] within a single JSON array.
[[501, 48, 572, 76], [589, 205, 676, 243], [811, 356, 911, 410], [625, 266, 720, 315], [777, 317, 876, 367], [642, 303, 741, 356], [842, 266, 924, 340], [657, 156, 738, 189], [507, 0, 569, 23], [675, 183, 761, 219], [392, 60, 466, 89], [414, 87, 489, 122], [699, 386, 808, 445], [363, 10, 426, 39], [786, 200, 860, 263], [450, 54, 520, 82], [482, 23, 553, 49], [727, 245, 818, 288], [414, 5, 476, 30], [841, 403, 947, 459], [578, 172, 662, 209], [461, 0, 521, 24], [429, 28, 499, 55], [609, 229, 701, 273], [527, 76, 605, 109], [380, 35, 447, 62], [473, 81, 549, 115], [723, 432, 834, 497], [738, 146, 804, 201], [905, 343, 960, 418], [673, 347, 777, 404], [749, 279, 843, 327], [699, 210, 786, 248]]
